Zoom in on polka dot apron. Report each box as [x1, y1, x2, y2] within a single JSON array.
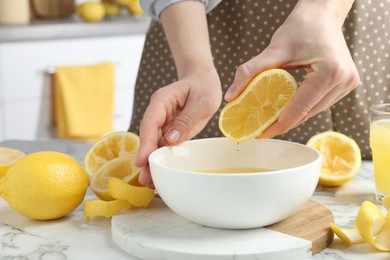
[[129, 0, 390, 159]]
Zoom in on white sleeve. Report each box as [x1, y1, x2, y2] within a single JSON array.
[[140, 0, 222, 21]]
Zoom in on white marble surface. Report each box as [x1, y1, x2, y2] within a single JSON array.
[[0, 140, 389, 260], [112, 199, 312, 260]]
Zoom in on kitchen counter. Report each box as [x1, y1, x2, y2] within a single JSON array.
[[0, 140, 388, 260], [0, 15, 151, 43]]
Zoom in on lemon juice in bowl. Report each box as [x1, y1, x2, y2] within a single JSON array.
[[370, 104, 390, 202]]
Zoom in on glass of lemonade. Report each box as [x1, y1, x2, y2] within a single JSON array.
[[370, 103, 390, 202]]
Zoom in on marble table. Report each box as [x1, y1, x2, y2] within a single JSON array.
[[0, 140, 389, 260]]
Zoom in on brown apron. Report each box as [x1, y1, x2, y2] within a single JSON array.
[[129, 0, 390, 159]]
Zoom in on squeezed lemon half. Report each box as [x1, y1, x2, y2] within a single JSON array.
[[83, 131, 154, 221], [219, 69, 297, 143], [84, 131, 140, 178], [0, 147, 25, 179], [307, 131, 362, 187]]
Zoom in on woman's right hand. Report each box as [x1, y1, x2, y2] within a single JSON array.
[[135, 67, 222, 187], [135, 0, 221, 187]]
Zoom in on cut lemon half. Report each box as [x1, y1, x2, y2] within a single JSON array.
[[84, 131, 140, 178], [219, 69, 297, 143], [0, 147, 26, 179], [90, 154, 141, 201], [306, 131, 361, 187]]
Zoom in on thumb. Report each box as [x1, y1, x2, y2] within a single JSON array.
[[225, 47, 289, 101]]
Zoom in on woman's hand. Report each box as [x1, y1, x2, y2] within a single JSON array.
[[135, 68, 222, 187], [225, 0, 359, 138], [135, 1, 220, 187]]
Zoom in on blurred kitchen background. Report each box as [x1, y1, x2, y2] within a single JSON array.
[[0, 0, 150, 142]]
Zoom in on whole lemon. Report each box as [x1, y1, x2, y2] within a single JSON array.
[[0, 151, 89, 220], [77, 2, 105, 22], [115, 0, 131, 5], [103, 2, 121, 16], [127, 0, 144, 15]]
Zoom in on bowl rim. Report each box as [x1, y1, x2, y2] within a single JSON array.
[[149, 137, 322, 177]]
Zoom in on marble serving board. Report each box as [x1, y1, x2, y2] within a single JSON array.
[[112, 198, 334, 260]]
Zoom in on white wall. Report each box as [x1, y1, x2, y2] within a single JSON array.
[[0, 34, 145, 141]]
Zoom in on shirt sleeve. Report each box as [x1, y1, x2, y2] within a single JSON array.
[[140, 0, 222, 20]]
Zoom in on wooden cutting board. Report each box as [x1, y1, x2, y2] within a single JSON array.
[[112, 198, 334, 260], [267, 199, 334, 255]]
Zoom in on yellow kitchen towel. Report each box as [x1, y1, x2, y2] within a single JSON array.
[[54, 61, 115, 140]]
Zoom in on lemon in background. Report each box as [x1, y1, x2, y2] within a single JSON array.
[[84, 131, 140, 178], [84, 131, 141, 200], [102, 0, 121, 16], [77, 2, 106, 22], [127, 0, 144, 15], [83, 131, 155, 221], [0, 147, 25, 179], [306, 131, 361, 186], [0, 151, 89, 220], [90, 154, 140, 201], [115, 0, 131, 5]]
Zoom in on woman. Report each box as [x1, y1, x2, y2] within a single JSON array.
[[130, 0, 390, 186]]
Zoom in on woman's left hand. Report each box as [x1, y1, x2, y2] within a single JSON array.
[[224, 0, 359, 138]]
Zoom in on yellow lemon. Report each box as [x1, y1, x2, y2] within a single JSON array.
[[84, 131, 140, 178], [127, 0, 144, 15], [115, 0, 131, 5], [0, 147, 25, 179], [103, 1, 121, 16], [90, 154, 141, 201], [0, 151, 89, 220], [218, 69, 297, 143], [306, 131, 361, 186], [77, 2, 105, 22]]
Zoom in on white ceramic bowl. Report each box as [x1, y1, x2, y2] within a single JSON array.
[[149, 138, 321, 229]]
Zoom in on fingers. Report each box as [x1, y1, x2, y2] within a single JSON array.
[[138, 163, 154, 187], [291, 85, 352, 129], [259, 64, 359, 139], [135, 79, 221, 187], [163, 93, 220, 145], [224, 47, 288, 101], [261, 86, 339, 139], [135, 93, 169, 169], [267, 67, 334, 134], [136, 92, 170, 187]]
